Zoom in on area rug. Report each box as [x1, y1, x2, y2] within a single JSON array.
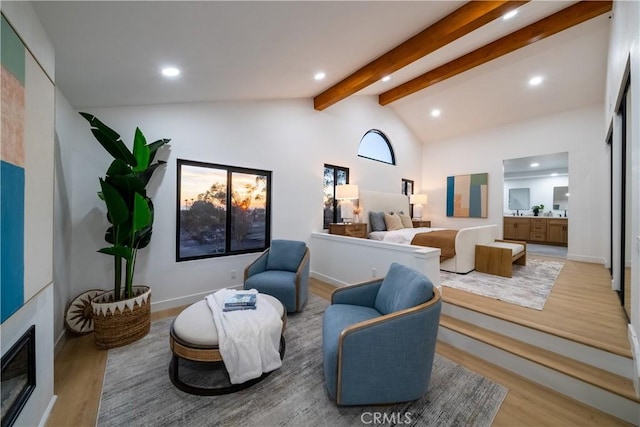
[[441, 257, 565, 310], [98, 295, 508, 427]]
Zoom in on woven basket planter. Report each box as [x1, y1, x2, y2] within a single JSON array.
[[91, 285, 151, 349]]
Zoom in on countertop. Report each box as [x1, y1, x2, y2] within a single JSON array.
[[504, 215, 568, 219]]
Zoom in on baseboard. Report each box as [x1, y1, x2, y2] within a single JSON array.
[[38, 395, 57, 427], [628, 324, 640, 397], [150, 284, 243, 312], [310, 271, 348, 288], [53, 330, 67, 358], [566, 254, 606, 264]]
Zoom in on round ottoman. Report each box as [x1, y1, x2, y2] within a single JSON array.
[[169, 293, 286, 395]]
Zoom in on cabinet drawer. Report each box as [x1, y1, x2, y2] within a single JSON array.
[[530, 232, 547, 241], [329, 223, 368, 238], [531, 223, 546, 232]]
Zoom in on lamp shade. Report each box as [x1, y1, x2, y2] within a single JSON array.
[[336, 184, 359, 200], [410, 193, 428, 205]]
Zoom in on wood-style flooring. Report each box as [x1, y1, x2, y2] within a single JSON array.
[[46, 256, 631, 426]]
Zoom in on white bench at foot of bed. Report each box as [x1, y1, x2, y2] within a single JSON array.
[[310, 232, 441, 289]]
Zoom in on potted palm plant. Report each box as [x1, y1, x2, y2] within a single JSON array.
[[80, 113, 171, 349]]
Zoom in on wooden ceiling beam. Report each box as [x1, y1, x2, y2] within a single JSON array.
[[379, 1, 612, 106], [313, 1, 529, 111]]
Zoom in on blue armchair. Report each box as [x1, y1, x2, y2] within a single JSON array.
[[244, 240, 310, 313], [322, 262, 441, 405]]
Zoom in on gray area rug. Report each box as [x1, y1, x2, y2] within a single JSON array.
[[441, 258, 565, 310], [98, 295, 508, 427]]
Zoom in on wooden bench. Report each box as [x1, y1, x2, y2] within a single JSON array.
[[474, 240, 527, 278]]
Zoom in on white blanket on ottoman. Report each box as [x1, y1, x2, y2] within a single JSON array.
[[205, 289, 283, 384]]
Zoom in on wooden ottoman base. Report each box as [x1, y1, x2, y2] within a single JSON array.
[[168, 329, 285, 396], [168, 295, 287, 396]]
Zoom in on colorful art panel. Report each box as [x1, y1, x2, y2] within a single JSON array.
[[446, 173, 488, 218], [1, 16, 26, 323]]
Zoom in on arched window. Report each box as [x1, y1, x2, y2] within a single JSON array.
[[357, 129, 395, 165]]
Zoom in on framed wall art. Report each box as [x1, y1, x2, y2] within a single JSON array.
[[446, 173, 488, 218]]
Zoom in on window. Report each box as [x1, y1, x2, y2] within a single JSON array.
[[357, 129, 396, 165], [323, 164, 349, 228], [176, 159, 271, 261]]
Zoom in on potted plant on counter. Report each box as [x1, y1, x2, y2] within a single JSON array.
[[532, 204, 545, 216], [80, 112, 171, 349]]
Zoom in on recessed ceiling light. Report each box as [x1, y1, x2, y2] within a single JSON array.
[[530, 162, 540, 168], [314, 72, 326, 81], [161, 67, 180, 78], [529, 76, 543, 86], [431, 109, 441, 118], [381, 75, 391, 82], [503, 10, 518, 20]]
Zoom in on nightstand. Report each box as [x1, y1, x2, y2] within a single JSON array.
[[412, 220, 431, 228], [328, 223, 368, 239]]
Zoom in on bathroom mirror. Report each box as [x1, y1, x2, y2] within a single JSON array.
[[553, 186, 569, 210], [508, 188, 530, 210]]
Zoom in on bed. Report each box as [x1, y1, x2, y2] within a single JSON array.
[[359, 190, 498, 274]]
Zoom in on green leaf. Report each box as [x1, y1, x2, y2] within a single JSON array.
[[139, 161, 166, 186], [132, 193, 152, 233], [80, 112, 137, 166], [98, 246, 133, 261], [147, 138, 171, 163], [99, 178, 129, 225], [106, 159, 132, 177], [134, 226, 153, 249], [106, 174, 145, 201], [132, 128, 150, 172]]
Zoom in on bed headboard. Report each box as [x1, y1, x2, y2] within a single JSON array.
[[359, 190, 411, 227]]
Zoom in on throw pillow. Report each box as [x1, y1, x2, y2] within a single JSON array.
[[384, 212, 403, 231], [397, 211, 413, 228], [369, 211, 387, 232]]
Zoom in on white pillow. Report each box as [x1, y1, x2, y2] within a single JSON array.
[[384, 212, 404, 231]]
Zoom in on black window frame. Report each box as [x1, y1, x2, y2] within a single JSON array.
[[176, 159, 272, 262], [357, 129, 396, 165], [323, 164, 349, 228]]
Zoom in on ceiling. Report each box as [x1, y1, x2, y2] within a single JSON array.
[[31, 1, 612, 144], [503, 152, 568, 179]]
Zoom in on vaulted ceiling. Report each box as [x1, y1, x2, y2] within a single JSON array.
[[31, 1, 612, 144]]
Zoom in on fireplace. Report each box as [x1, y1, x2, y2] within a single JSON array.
[[1, 325, 36, 427]]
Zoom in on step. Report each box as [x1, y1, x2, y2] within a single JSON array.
[[439, 314, 640, 424], [442, 299, 634, 379]]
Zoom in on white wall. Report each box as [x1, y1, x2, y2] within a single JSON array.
[[57, 96, 423, 311], [605, 0, 640, 376], [422, 104, 607, 264]]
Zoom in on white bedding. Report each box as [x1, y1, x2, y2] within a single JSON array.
[[370, 227, 447, 244]]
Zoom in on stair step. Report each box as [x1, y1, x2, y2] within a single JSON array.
[[440, 314, 639, 403], [442, 295, 632, 358]]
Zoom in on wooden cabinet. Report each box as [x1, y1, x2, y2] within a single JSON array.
[[503, 217, 568, 246], [530, 218, 547, 242], [503, 217, 530, 241], [329, 223, 368, 239], [412, 220, 431, 228], [547, 219, 568, 245]]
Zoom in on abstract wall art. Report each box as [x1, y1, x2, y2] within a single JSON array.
[[446, 173, 488, 218]]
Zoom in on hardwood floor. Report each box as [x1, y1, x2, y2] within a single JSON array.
[[442, 255, 631, 357], [47, 259, 631, 426]]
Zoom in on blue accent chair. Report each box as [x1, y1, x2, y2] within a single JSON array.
[[244, 240, 310, 313], [322, 262, 441, 405]]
